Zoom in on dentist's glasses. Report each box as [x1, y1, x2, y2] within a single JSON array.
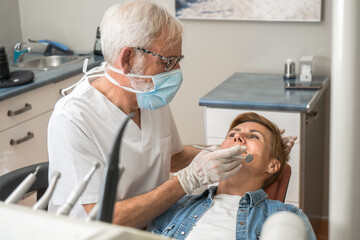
[[134, 47, 184, 72]]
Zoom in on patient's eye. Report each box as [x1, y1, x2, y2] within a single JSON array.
[[228, 133, 235, 138], [250, 134, 259, 140]]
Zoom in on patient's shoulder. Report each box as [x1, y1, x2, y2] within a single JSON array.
[[259, 198, 301, 215]]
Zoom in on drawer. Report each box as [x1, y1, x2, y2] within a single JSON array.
[[0, 84, 57, 131], [205, 108, 301, 143], [0, 111, 52, 176]]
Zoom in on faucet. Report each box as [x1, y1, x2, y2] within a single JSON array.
[[13, 42, 31, 65]]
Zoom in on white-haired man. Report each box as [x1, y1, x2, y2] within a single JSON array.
[[47, 0, 295, 228], [47, 0, 249, 228]]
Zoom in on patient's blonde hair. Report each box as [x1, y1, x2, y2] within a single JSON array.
[[227, 112, 288, 189]]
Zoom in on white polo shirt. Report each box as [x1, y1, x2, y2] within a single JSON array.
[[47, 77, 183, 218]]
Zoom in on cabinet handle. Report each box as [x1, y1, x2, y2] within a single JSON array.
[[10, 132, 34, 146], [306, 111, 319, 125], [7, 103, 32, 116]]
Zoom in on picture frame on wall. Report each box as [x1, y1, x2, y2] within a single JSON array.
[[175, 0, 322, 22]]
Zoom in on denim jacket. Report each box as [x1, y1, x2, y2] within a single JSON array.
[[147, 187, 316, 240]]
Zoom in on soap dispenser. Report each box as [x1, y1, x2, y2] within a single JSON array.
[[94, 27, 102, 56]]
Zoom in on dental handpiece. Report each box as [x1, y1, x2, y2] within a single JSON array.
[[192, 145, 254, 163], [56, 162, 100, 216], [5, 166, 41, 204], [32, 171, 61, 210]]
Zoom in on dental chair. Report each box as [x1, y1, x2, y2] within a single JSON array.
[[264, 163, 291, 202], [0, 162, 49, 203]]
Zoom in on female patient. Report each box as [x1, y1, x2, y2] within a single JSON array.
[[147, 112, 316, 240]]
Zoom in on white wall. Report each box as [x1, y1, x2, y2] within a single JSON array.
[[17, 0, 173, 53], [0, 0, 22, 55]]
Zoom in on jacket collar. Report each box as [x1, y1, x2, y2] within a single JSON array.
[[200, 186, 268, 207], [243, 189, 268, 207]]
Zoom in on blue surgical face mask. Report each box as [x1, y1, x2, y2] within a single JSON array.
[[105, 64, 183, 110]]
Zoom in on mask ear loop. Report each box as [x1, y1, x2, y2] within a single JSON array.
[[60, 59, 106, 96], [104, 63, 156, 94]]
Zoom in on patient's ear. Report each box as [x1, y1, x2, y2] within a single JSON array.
[[266, 159, 280, 174]]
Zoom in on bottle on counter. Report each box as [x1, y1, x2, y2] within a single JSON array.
[[0, 45, 10, 80], [93, 27, 103, 56], [283, 58, 296, 79]]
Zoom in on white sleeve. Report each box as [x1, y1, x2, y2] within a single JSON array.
[[47, 111, 104, 205]]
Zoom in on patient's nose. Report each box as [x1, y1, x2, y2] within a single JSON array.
[[233, 133, 244, 143]]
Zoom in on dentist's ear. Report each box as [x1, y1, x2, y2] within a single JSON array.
[[117, 47, 134, 74], [266, 159, 281, 174]]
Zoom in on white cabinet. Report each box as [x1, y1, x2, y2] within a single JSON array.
[[0, 74, 82, 176]]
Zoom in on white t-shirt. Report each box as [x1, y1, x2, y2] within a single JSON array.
[[186, 194, 242, 240], [47, 77, 183, 218]]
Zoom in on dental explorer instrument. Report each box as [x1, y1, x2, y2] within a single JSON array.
[[96, 112, 135, 223], [192, 145, 254, 163], [5, 165, 41, 204], [32, 171, 61, 211], [56, 162, 100, 216]]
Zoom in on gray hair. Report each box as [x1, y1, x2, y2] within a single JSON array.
[[100, 0, 183, 66]]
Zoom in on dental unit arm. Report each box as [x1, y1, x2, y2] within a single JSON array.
[[32, 171, 61, 211], [4, 166, 40, 204], [56, 162, 100, 216]]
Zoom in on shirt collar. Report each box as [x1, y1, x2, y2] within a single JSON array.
[[201, 187, 268, 207], [243, 189, 268, 207]]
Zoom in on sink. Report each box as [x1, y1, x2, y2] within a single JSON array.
[[15, 55, 86, 71]]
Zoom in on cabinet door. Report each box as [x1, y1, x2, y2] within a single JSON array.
[[0, 84, 57, 132], [0, 111, 52, 176]]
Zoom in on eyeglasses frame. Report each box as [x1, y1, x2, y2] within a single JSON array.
[[134, 47, 184, 72]]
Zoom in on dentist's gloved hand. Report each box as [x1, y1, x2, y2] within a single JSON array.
[[176, 145, 246, 194]]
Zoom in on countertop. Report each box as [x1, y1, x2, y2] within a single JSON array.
[[0, 54, 104, 101], [199, 72, 329, 113]]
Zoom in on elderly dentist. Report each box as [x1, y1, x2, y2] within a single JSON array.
[[47, 0, 245, 228], [47, 0, 294, 229]]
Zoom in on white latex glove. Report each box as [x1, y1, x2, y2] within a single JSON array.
[[280, 129, 298, 156], [176, 145, 246, 194]]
